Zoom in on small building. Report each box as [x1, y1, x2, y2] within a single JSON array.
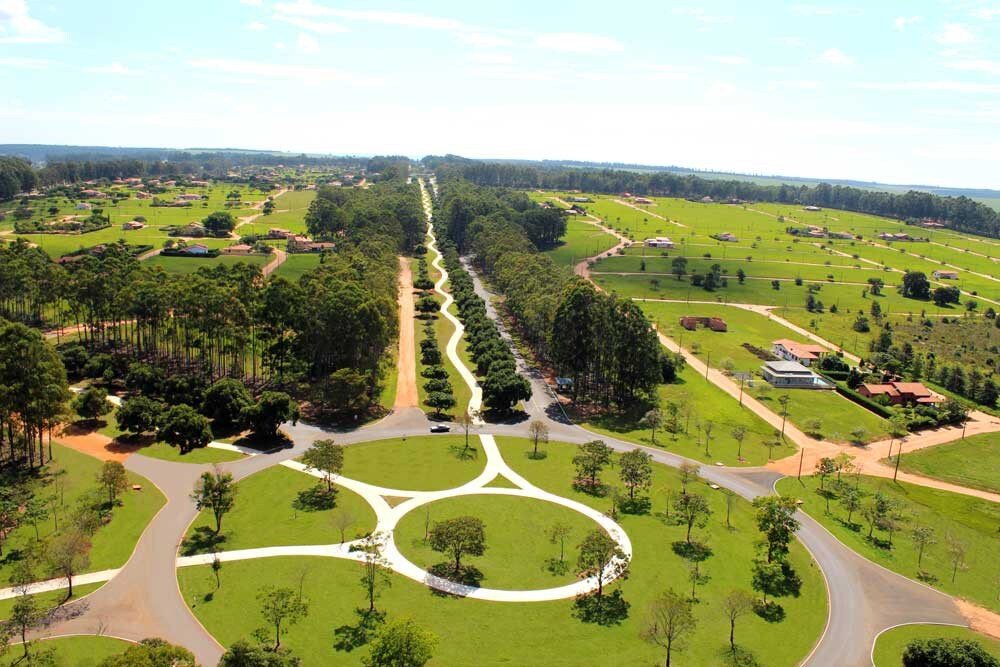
[[760, 361, 833, 389], [644, 237, 675, 249], [879, 232, 913, 242], [634, 197, 653, 205], [121, 220, 144, 231], [183, 243, 210, 255], [567, 196, 592, 203], [933, 270, 959, 280], [804, 205, 822, 212], [80, 189, 107, 198], [713, 232, 738, 242], [221, 244, 254, 255], [135, 191, 153, 199], [700, 196, 714, 204], [555, 378, 574, 394], [176, 193, 203, 202], [190, 180, 210, 187], [267, 228, 293, 239], [680, 316, 727, 332], [76, 202, 92, 211], [772, 339, 827, 367], [858, 382, 943, 406], [162, 180, 177, 187]]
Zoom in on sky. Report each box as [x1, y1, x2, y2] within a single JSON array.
[[1, 0, 999, 188]]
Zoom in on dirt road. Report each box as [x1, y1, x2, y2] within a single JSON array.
[[394, 256, 419, 408]]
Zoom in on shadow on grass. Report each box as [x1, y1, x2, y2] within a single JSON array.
[[545, 558, 570, 576], [180, 526, 226, 556], [718, 645, 764, 667], [753, 600, 786, 623], [232, 432, 293, 453], [620, 496, 651, 515], [524, 450, 548, 460], [572, 590, 630, 626], [671, 540, 713, 562], [293, 484, 337, 512], [427, 563, 484, 594], [481, 407, 529, 425], [333, 608, 386, 653], [448, 443, 479, 461]]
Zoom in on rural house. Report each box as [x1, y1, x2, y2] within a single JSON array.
[[932, 270, 959, 280], [182, 243, 210, 255], [760, 361, 833, 389], [680, 316, 727, 332], [772, 339, 827, 367], [221, 244, 254, 255], [121, 220, 144, 231], [713, 232, 739, 242], [644, 237, 675, 248], [858, 382, 943, 406]]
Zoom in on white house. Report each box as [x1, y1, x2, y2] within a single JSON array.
[[644, 237, 675, 249], [772, 339, 827, 367], [760, 361, 833, 389]]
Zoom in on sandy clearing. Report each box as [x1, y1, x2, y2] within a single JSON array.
[[394, 256, 418, 409]]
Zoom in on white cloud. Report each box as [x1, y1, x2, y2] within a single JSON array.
[[634, 63, 692, 80], [455, 31, 513, 48], [935, 23, 975, 45], [791, 5, 836, 15], [296, 32, 319, 54], [246, 21, 266, 31], [85, 62, 142, 75], [708, 55, 750, 65], [861, 81, 1000, 93], [273, 14, 348, 34], [189, 58, 354, 83], [0, 0, 64, 43], [671, 8, 732, 24], [947, 59, 1000, 74], [0, 56, 47, 68], [469, 52, 513, 65], [970, 7, 1000, 20], [819, 47, 854, 65], [274, 41, 286, 49], [894, 16, 921, 31], [274, 1, 460, 30], [534, 32, 624, 54], [239, 0, 263, 5]]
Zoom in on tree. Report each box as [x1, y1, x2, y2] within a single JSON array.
[[721, 589, 755, 653], [901, 271, 931, 300], [157, 404, 212, 454], [640, 589, 696, 667], [243, 391, 299, 439], [202, 378, 253, 429], [698, 419, 715, 456], [673, 493, 712, 544], [527, 419, 549, 458], [576, 529, 627, 597], [47, 527, 91, 598], [425, 391, 455, 416], [256, 585, 308, 651], [332, 509, 355, 544], [481, 369, 531, 414], [428, 516, 486, 575], [752, 495, 800, 563], [641, 408, 663, 445], [192, 467, 237, 534], [98, 460, 129, 506], [933, 285, 962, 307], [362, 618, 437, 667], [678, 462, 699, 493], [72, 386, 111, 422], [573, 440, 612, 489], [751, 559, 784, 605], [619, 448, 653, 502], [946, 535, 968, 583], [840, 486, 864, 526], [902, 637, 1000, 667], [911, 525, 937, 571], [8, 592, 44, 660], [548, 522, 572, 564], [98, 638, 198, 667], [671, 256, 688, 281], [218, 639, 299, 667], [814, 457, 837, 491], [115, 396, 163, 436], [203, 210, 236, 235], [301, 439, 344, 493], [455, 411, 477, 455], [731, 425, 747, 460], [350, 531, 391, 613], [777, 394, 791, 439]]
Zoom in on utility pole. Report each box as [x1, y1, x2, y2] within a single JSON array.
[[705, 352, 711, 380], [797, 446, 805, 480]]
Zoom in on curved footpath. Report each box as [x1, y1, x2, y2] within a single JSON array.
[[11, 180, 985, 667]]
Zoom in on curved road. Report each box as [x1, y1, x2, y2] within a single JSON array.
[[23, 178, 969, 667]]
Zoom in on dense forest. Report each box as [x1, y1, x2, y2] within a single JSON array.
[[428, 157, 1000, 239], [435, 178, 664, 407]]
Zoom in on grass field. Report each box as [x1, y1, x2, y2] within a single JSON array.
[[776, 475, 1000, 612], [543, 218, 618, 267], [750, 385, 889, 443], [135, 441, 244, 464], [179, 437, 825, 667], [144, 254, 270, 275], [394, 494, 600, 589], [0, 635, 132, 667], [872, 624, 1000, 666], [0, 443, 165, 585], [582, 366, 797, 465], [271, 253, 322, 281], [186, 465, 377, 554], [341, 436, 486, 491], [897, 432, 1000, 494]]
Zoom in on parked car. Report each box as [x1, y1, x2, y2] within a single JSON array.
[[429, 424, 450, 433]]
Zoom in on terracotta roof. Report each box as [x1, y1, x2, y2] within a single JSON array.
[[773, 339, 826, 360], [861, 384, 900, 396], [892, 383, 933, 397]]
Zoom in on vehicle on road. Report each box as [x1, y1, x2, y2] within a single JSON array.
[[430, 424, 451, 433]]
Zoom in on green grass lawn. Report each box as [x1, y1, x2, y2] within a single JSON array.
[[0, 582, 104, 620], [749, 386, 889, 444], [271, 253, 322, 282], [544, 218, 618, 267], [897, 432, 1000, 494], [582, 366, 797, 466], [179, 437, 826, 667], [776, 474, 1000, 612], [394, 494, 600, 589], [133, 440, 244, 464], [185, 466, 377, 554], [1, 634, 132, 667], [144, 254, 270, 275], [341, 436, 485, 491], [0, 443, 165, 585], [873, 624, 1000, 667]]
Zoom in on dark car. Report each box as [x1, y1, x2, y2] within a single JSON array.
[[429, 424, 450, 433]]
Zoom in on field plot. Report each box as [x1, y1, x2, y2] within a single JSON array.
[[897, 432, 1000, 494], [144, 254, 270, 274], [543, 218, 618, 266]]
